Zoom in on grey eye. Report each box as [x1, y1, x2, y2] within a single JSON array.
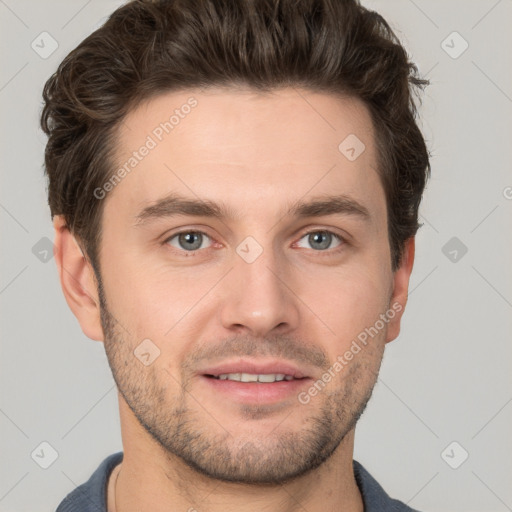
[[167, 231, 211, 251], [296, 231, 342, 251]]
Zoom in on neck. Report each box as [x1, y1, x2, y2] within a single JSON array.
[[109, 398, 364, 512]]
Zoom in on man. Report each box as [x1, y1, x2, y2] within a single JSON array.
[[42, 0, 430, 510]]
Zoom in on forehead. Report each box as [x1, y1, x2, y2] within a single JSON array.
[[119, 86, 376, 160], [108, 86, 385, 223]]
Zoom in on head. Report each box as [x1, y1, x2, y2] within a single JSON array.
[[43, 0, 429, 485]]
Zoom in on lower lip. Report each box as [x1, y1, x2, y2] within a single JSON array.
[[200, 375, 312, 404]]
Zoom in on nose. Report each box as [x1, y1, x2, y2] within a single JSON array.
[[219, 245, 301, 337]]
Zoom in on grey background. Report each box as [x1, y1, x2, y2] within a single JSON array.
[[1, 1, 511, 511]]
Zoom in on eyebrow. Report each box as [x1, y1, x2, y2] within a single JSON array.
[[134, 192, 371, 226]]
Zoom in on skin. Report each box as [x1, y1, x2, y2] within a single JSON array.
[[53, 86, 414, 512]]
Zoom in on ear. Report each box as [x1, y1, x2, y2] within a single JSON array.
[[53, 215, 104, 341], [385, 237, 415, 343]]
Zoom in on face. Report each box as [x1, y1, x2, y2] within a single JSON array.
[[91, 87, 409, 484]]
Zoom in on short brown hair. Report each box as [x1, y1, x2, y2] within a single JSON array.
[[41, 0, 430, 273]]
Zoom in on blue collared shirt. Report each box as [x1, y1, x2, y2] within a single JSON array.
[[56, 452, 420, 511]]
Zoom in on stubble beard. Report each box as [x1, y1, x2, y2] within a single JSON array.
[[98, 279, 384, 485]]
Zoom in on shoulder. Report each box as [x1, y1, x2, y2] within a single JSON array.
[[55, 452, 124, 512], [353, 460, 421, 512]]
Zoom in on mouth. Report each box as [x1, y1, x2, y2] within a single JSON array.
[[198, 360, 314, 404], [205, 372, 303, 383]]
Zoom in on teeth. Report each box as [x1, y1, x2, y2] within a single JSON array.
[[258, 374, 279, 383], [215, 373, 295, 383]]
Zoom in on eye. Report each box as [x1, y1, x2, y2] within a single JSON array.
[[163, 229, 345, 255], [165, 231, 213, 252], [295, 230, 344, 251]]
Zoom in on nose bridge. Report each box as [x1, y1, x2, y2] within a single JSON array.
[[219, 235, 300, 335]]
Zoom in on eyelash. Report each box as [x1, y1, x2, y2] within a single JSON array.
[[162, 229, 347, 257]]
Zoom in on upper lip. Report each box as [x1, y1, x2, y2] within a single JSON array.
[[198, 359, 312, 379]]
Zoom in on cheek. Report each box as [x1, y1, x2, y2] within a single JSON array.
[[103, 251, 218, 345], [301, 262, 391, 346]]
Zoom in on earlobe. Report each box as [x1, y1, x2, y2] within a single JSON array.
[[53, 215, 105, 341], [385, 237, 415, 343]]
